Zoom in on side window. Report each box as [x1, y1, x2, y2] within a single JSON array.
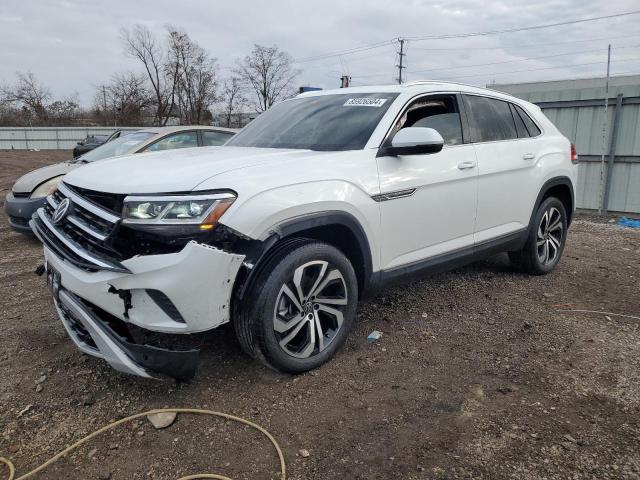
[[392, 95, 463, 146], [509, 104, 529, 138], [462, 95, 517, 142], [144, 131, 198, 152], [514, 104, 542, 137], [202, 130, 234, 146]]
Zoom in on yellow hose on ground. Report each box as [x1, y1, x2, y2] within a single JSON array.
[[0, 408, 286, 480]]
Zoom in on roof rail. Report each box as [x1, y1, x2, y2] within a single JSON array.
[[405, 79, 501, 93]]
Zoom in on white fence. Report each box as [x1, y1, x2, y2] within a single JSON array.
[[0, 127, 139, 150]]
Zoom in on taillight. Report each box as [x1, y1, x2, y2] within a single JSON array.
[[570, 143, 579, 164]]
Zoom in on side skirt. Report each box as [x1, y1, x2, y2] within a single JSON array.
[[371, 228, 528, 291]]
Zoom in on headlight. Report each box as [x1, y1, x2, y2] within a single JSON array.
[[31, 175, 65, 199], [122, 192, 236, 231]]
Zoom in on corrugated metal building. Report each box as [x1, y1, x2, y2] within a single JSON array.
[[492, 75, 640, 214]]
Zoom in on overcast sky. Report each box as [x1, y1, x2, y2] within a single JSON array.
[[1, 0, 639, 106]]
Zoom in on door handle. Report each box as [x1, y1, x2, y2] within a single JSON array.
[[523, 153, 536, 160], [457, 160, 476, 170]]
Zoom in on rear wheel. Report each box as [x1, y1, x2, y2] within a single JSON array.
[[235, 240, 358, 373], [509, 197, 567, 275]]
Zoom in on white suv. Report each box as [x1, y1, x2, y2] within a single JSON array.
[[32, 81, 578, 379]]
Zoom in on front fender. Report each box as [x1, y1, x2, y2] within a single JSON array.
[[220, 180, 382, 272]]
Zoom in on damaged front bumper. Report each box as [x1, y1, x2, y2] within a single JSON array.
[[42, 240, 245, 379], [54, 288, 199, 379]]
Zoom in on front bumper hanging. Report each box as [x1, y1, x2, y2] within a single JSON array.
[[53, 286, 200, 380]]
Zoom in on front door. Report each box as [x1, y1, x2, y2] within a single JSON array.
[[376, 94, 478, 271]]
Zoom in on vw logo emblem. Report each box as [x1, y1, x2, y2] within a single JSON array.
[[52, 198, 71, 224]]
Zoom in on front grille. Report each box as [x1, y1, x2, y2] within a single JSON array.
[[32, 182, 128, 272], [65, 184, 125, 215]]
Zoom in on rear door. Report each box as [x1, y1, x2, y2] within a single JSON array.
[[462, 95, 543, 243]]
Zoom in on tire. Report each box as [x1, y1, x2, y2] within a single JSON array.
[[509, 196, 568, 275], [234, 240, 358, 373]]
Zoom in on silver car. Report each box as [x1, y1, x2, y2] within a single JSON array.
[[4, 126, 237, 234]]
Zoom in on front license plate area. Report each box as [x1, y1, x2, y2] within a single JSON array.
[[46, 264, 61, 302]]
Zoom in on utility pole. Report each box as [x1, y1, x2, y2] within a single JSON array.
[[102, 85, 107, 110], [396, 38, 406, 85], [598, 44, 612, 215]]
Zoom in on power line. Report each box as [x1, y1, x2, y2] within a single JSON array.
[[407, 33, 640, 52], [442, 56, 640, 80], [407, 44, 640, 75], [357, 55, 640, 84], [292, 10, 640, 64], [293, 39, 396, 63], [405, 10, 640, 41], [355, 44, 639, 80]]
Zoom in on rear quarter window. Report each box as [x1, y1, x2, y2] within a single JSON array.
[[462, 95, 517, 143], [514, 104, 542, 137]]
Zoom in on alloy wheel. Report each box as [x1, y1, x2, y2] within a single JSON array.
[[536, 206, 563, 265], [273, 260, 348, 359]]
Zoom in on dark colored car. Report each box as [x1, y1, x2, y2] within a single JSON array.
[[72, 130, 126, 158]]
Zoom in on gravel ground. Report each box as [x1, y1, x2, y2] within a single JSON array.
[[1, 150, 639, 480]]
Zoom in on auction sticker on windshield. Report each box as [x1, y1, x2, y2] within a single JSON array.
[[344, 98, 388, 107]]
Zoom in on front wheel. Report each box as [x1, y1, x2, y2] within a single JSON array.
[[235, 240, 358, 373], [509, 197, 568, 275]]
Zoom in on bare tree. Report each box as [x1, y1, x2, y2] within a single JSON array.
[[217, 77, 245, 127], [1, 71, 52, 122], [121, 25, 176, 126], [235, 45, 298, 112], [95, 72, 151, 125], [48, 93, 80, 123], [167, 27, 218, 124]]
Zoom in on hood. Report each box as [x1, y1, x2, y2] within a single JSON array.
[[62, 146, 311, 194], [12, 161, 79, 193]]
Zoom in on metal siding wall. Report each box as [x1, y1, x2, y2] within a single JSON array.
[[576, 161, 603, 210], [616, 104, 640, 156], [0, 127, 139, 150], [541, 106, 616, 156], [538, 103, 639, 213], [608, 162, 640, 212]]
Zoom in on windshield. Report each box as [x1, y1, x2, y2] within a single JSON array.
[[79, 132, 155, 162], [226, 93, 399, 151]]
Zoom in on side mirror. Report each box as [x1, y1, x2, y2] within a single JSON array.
[[378, 127, 444, 157]]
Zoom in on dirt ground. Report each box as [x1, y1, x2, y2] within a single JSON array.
[[1, 150, 639, 480]]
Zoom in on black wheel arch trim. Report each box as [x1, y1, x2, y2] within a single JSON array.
[[233, 211, 375, 301], [529, 176, 575, 230]]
